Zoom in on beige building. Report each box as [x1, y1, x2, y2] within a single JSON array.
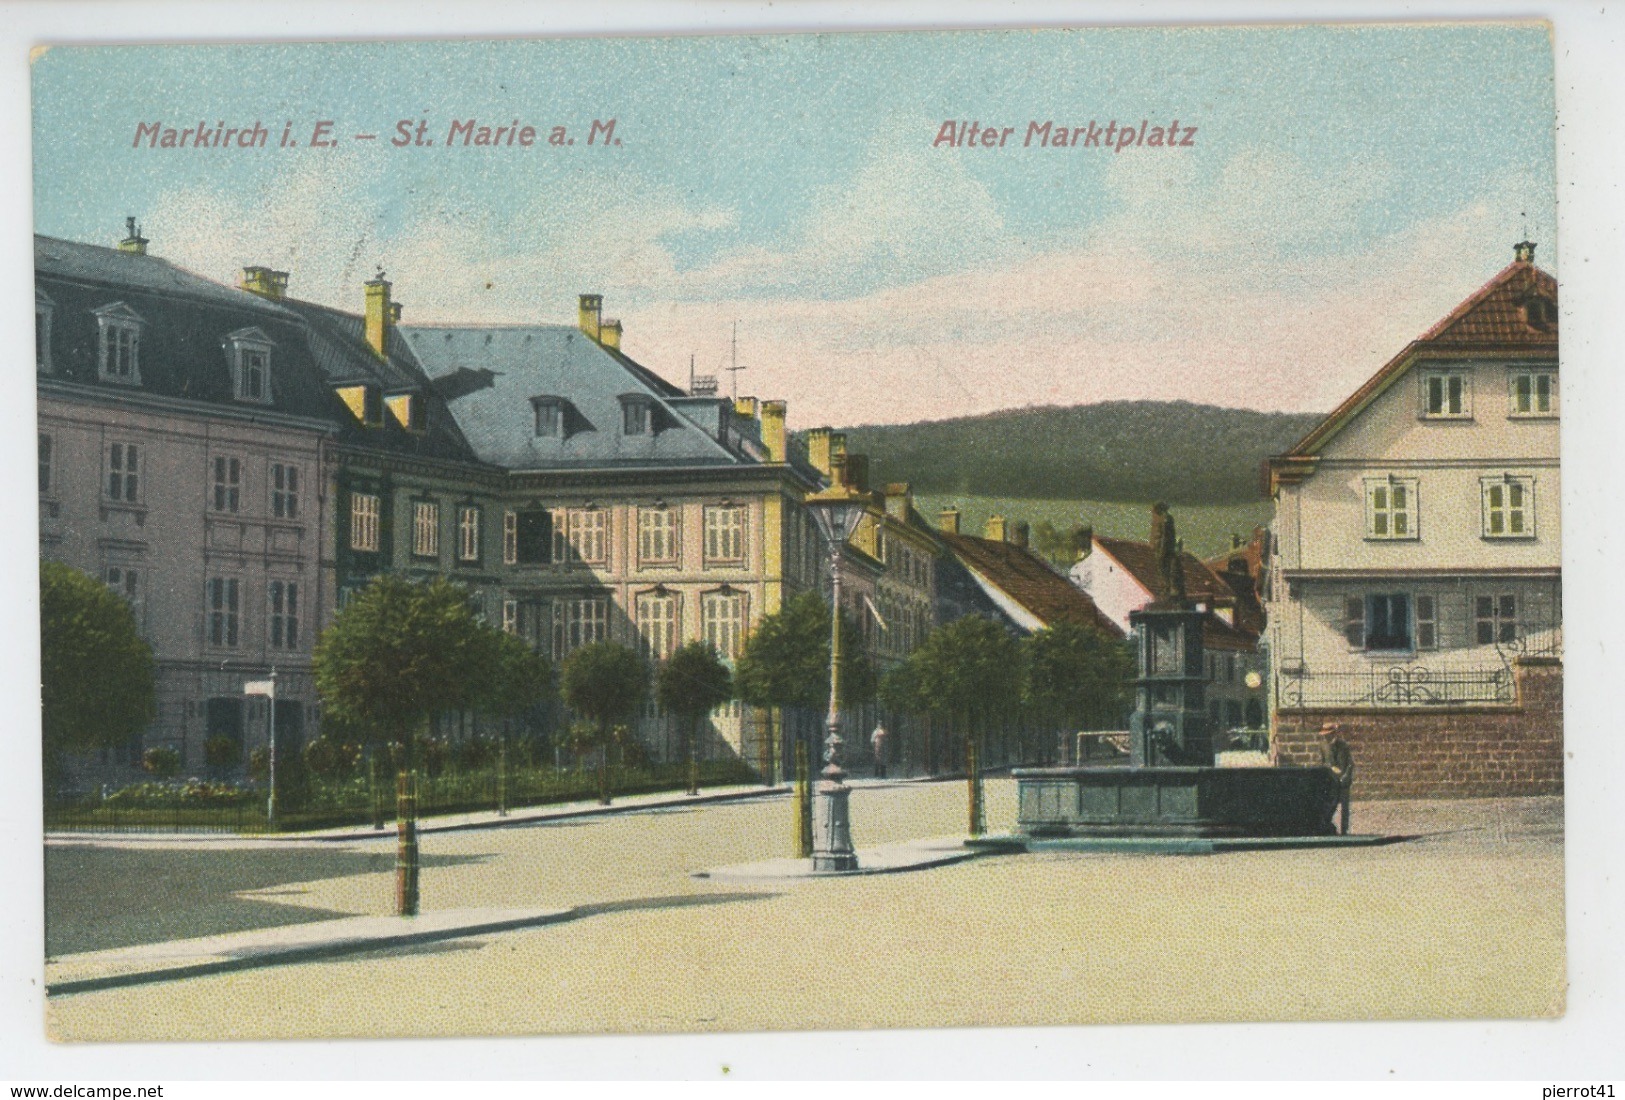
[[1265, 243, 1561, 797]]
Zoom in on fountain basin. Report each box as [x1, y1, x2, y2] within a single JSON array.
[[1013, 765, 1340, 838]]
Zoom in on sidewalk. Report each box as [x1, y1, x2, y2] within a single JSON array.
[[46, 782, 791, 847]]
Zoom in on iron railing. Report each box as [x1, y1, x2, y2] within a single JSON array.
[[1277, 663, 1516, 708]]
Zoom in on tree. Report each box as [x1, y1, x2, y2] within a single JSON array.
[[656, 641, 733, 795], [892, 615, 1021, 827], [39, 560, 155, 789], [481, 632, 555, 815], [313, 575, 506, 914], [1021, 622, 1135, 755], [560, 641, 649, 805]]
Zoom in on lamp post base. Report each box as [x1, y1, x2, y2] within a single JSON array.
[[812, 775, 859, 872]]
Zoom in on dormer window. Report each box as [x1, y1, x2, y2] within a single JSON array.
[[1520, 295, 1557, 333], [619, 393, 659, 436], [385, 391, 427, 432], [93, 302, 145, 385], [224, 327, 274, 404], [336, 383, 384, 427], [533, 396, 565, 437], [35, 290, 53, 374]]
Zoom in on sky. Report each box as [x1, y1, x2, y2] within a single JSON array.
[[30, 25, 1557, 429]]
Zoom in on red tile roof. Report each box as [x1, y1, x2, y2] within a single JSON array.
[[1093, 534, 1233, 602], [1280, 257, 1558, 459], [940, 532, 1124, 638]]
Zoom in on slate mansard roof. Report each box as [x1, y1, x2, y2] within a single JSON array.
[[35, 235, 341, 426], [402, 324, 766, 471]]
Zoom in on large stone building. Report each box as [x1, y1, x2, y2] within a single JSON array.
[[1264, 243, 1562, 798], [41, 225, 953, 781]]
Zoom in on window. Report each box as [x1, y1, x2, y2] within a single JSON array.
[[639, 508, 678, 566], [704, 505, 746, 565], [458, 506, 482, 562], [35, 293, 52, 373], [1482, 477, 1534, 538], [534, 400, 562, 437], [1364, 478, 1418, 540], [271, 464, 300, 519], [106, 443, 139, 503], [1421, 370, 1470, 419], [1475, 594, 1519, 646], [1415, 594, 1438, 650], [268, 580, 299, 649], [504, 511, 518, 564], [38, 434, 52, 495], [105, 566, 139, 602], [514, 510, 553, 565], [411, 501, 440, 558], [223, 328, 274, 403], [702, 589, 746, 661], [636, 590, 679, 660], [502, 599, 519, 635], [207, 577, 240, 647], [350, 493, 380, 552], [95, 305, 143, 384], [1363, 594, 1412, 652], [557, 508, 608, 565], [552, 597, 608, 657], [620, 396, 653, 436], [212, 457, 241, 513], [1509, 371, 1557, 417]]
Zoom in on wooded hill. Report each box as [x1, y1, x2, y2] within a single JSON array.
[[839, 401, 1321, 505]]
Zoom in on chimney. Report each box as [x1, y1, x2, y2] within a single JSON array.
[[985, 515, 1007, 543], [118, 216, 149, 255], [600, 318, 623, 350], [1011, 520, 1030, 549], [1075, 525, 1094, 560], [577, 294, 603, 342], [734, 396, 759, 420], [938, 507, 961, 536], [830, 432, 848, 467], [805, 427, 833, 476], [239, 266, 289, 300], [364, 272, 394, 359], [760, 400, 787, 462], [1514, 240, 1537, 264], [884, 482, 912, 521], [1231, 533, 1243, 551]]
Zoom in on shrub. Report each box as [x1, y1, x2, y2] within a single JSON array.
[[204, 735, 241, 771], [142, 745, 182, 778]]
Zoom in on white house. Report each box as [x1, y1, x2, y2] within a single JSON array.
[[1264, 242, 1562, 799]]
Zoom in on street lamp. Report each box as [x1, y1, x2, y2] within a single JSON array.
[[803, 477, 869, 872]]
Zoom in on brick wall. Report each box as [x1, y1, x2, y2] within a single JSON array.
[[1273, 657, 1562, 799]]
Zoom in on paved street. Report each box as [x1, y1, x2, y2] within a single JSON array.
[[45, 779, 1565, 1040]]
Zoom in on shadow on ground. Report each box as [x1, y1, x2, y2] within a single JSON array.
[[45, 845, 488, 956]]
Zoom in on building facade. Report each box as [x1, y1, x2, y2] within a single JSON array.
[[1264, 244, 1562, 798]]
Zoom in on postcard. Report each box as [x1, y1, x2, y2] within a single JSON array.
[[29, 21, 1566, 1045]]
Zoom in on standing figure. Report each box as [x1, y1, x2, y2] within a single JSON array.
[[1149, 502, 1187, 605], [870, 723, 889, 779], [1320, 721, 1356, 835]]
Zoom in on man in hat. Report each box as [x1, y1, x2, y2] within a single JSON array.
[[1320, 721, 1355, 835]]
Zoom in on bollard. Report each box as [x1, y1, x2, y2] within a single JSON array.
[[795, 739, 813, 858], [497, 736, 508, 817], [967, 739, 985, 837], [396, 769, 419, 917]]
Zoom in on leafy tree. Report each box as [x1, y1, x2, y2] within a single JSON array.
[[39, 560, 155, 783], [204, 734, 241, 773], [735, 591, 876, 782], [313, 575, 506, 913], [1021, 622, 1135, 740], [892, 615, 1021, 832], [560, 641, 649, 804], [656, 641, 734, 795], [482, 631, 556, 726]]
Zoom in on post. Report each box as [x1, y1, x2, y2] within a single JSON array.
[[687, 717, 700, 796], [396, 768, 419, 916], [795, 738, 812, 858], [266, 670, 278, 830], [497, 731, 509, 817], [369, 749, 384, 830], [966, 737, 985, 837], [812, 541, 858, 871]]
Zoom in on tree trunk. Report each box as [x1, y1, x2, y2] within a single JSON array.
[[686, 714, 700, 796], [395, 733, 419, 917]]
